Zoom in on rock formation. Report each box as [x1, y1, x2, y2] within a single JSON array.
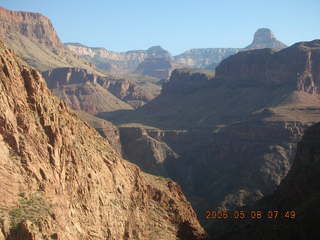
[[101, 40, 320, 224], [65, 43, 147, 73], [174, 48, 240, 69], [217, 40, 320, 92], [0, 41, 206, 239], [174, 28, 286, 70], [134, 46, 173, 79], [42, 67, 157, 110], [211, 122, 320, 239], [245, 28, 287, 50], [135, 56, 173, 79], [67, 28, 287, 76], [0, 7, 99, 72], [65, 44, 173, 76], [162, 68, 215, 95], [0, 7, 61, 48], [101, 78, 156, 108]]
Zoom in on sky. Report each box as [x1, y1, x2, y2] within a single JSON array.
[[0, 0, 319, 55]]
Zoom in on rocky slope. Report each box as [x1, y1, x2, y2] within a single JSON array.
[[245, 28, 287, 50], [212, 122, 320, 239], [0, 41, 206, 239], [100, 40, 320, 224], [0, 7, 99, 72], [42, 67, 158, 110], [74, 111, 123, 156]]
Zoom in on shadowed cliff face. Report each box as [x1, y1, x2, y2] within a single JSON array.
[[0, 41, 207, 240], [161, 68, 215, 95], [135, 56, 173, 79], [217, 40, 320, 93], [101, 40, 320, 228], [118, 121, 306, 219], [211, 122, 320, 240]]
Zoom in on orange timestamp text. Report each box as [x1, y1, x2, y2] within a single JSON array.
[[205, 210, 296, 220]]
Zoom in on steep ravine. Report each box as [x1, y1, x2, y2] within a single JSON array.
[[118, 121, 308, 219], [211, 122, 320, 240]]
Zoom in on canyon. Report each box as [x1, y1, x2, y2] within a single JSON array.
[[1, 5, 319, 240], [99, 40, 320, 226], [0, 6, 162, 106], [0, 40, 206, 240]]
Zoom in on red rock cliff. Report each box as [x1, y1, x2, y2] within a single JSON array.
[[0, 7, 62, 48], [0, 41, 206, 239]]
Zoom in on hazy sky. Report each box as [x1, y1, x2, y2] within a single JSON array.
[[0, 0, 319, 54]]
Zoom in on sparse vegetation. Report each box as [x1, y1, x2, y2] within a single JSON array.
[[9, 192, 52, 229], [157, 175, 172, 181]]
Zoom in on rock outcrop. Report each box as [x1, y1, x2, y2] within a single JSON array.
[[135, 56, 173, 79], [65, 43, 148, 73], [245, 28, 287, 50], [0, 7, 62, 48], [212, 122, 320, 239], [42, 67, 157, 110], [0, 41, 206, 239], [0, 7, 99, 72], [101, 78, 155, 108], [134, 46, 173, 79], [162, 68, 215, 95], [217, 40, 320, 93]]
